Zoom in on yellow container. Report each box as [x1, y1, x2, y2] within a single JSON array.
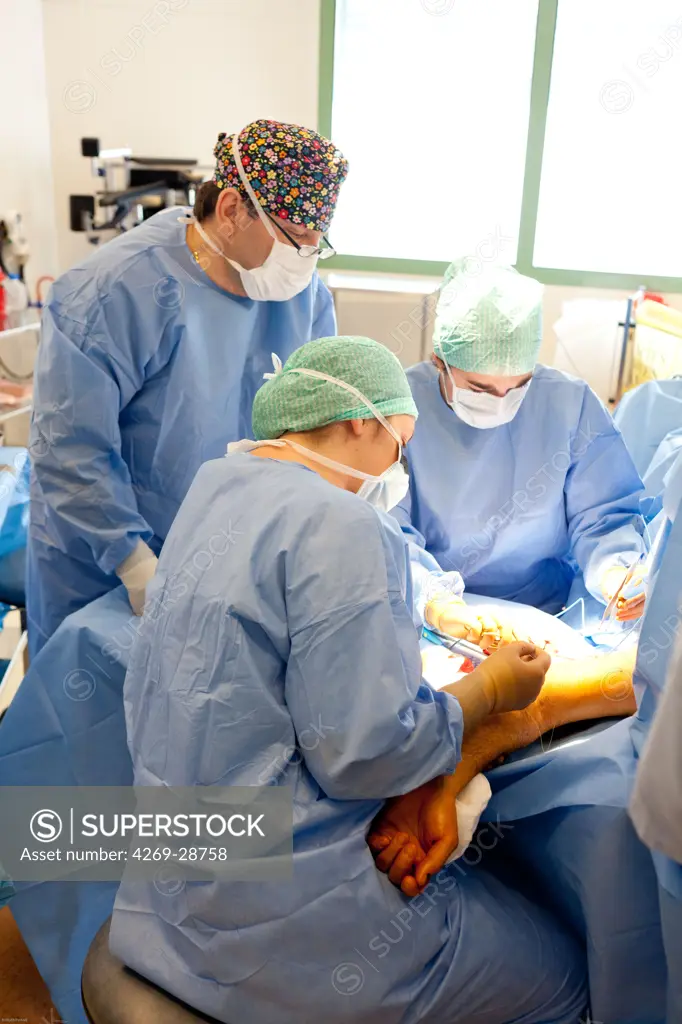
[[629, 300, 682, 391]]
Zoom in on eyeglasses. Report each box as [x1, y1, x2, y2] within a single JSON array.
[[265, 212, 336, 260]]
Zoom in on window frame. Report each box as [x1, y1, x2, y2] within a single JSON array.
[[318, 0, 682, 291]]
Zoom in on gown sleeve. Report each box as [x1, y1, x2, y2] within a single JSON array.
[[630, 633, 682, 864], [565, 386, 647, 601], [284, 499, 462, 800], [30, 272, 161, 574], [393, 483, 450, 622]]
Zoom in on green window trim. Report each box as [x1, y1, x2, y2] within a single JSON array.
[[317, 0, 682, 293]]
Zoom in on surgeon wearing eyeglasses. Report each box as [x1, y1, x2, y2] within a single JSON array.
[[393, 260, 649, 642], [27, 119, 348, 656]]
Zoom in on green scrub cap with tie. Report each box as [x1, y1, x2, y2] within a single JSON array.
[[252, 336, 418, 440]]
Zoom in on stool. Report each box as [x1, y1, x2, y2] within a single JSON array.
[[82, 917, 222, 1023]]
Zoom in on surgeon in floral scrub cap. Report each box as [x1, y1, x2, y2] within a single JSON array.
[[27, 119, 348, 654], [186, 119, 348, 301]]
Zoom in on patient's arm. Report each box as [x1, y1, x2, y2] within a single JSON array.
[[369, 646, 637, 893], [449, 645, 637, 795]]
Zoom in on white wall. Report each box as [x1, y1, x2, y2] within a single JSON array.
[[41, 0, 322, 271], [0, 0, 59, 290]]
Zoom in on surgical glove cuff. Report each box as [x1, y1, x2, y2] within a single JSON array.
[[424, 594, 468, 632], [423, 570, 466, 631], [423, 571, 465, 608], [116, 540, 158, 615], [116, 539, 158, 586]]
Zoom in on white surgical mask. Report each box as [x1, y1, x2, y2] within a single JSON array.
[[182, 130, 318, 303], [449, 383, 530, 429], [356, 458, 409, 512], [227, 356, 409, 513], [435, 339, 532, 429]]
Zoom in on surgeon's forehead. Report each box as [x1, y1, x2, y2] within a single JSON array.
[[460, 370, 499, 386], [461, 369, 530, 388]]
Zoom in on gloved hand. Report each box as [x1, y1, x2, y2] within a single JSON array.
[[425, 597, 533, 649], [601, 563, 647, 622], [426, 597, 503, 643], [474, 642, 551, 715], [116, 540, 158, 616]]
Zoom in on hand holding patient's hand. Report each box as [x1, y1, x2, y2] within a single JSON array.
[[368, 777, 460, 897], [425, 598, 546, 651], [476, 643, 551, 715], [426, 598, 506, 646]]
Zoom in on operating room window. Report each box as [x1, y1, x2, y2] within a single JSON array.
[[533, 0, 682, 278], [329, 0, 539, 264]]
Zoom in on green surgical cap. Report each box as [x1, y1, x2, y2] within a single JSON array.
[[252, 336, 418, 441], [433, 261, 543, 375]]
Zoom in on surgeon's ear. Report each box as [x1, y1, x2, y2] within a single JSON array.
[[432, 355, 445, 371], [348, 419, 382, 439], [213, 188, 241, 241], [233, 198, 259, 235]]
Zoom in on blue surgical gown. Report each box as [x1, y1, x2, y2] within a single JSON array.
[[110, 454, 586, 1024], [614, 378, 682, 518], [395, 362, 647, 614], [628, 448, 682, 1020], [27, 208, 336, 655], [614, 377, 682, 479], [631, 448, 682, 863], [642, 429, 682, 510]]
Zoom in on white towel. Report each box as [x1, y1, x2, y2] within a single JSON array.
[[446, 774, 493, 863]]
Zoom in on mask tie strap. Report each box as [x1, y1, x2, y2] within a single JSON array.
[[285, 367, 403, 450], [263, 353, 284, 380], [258, 362, 405, 469]]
